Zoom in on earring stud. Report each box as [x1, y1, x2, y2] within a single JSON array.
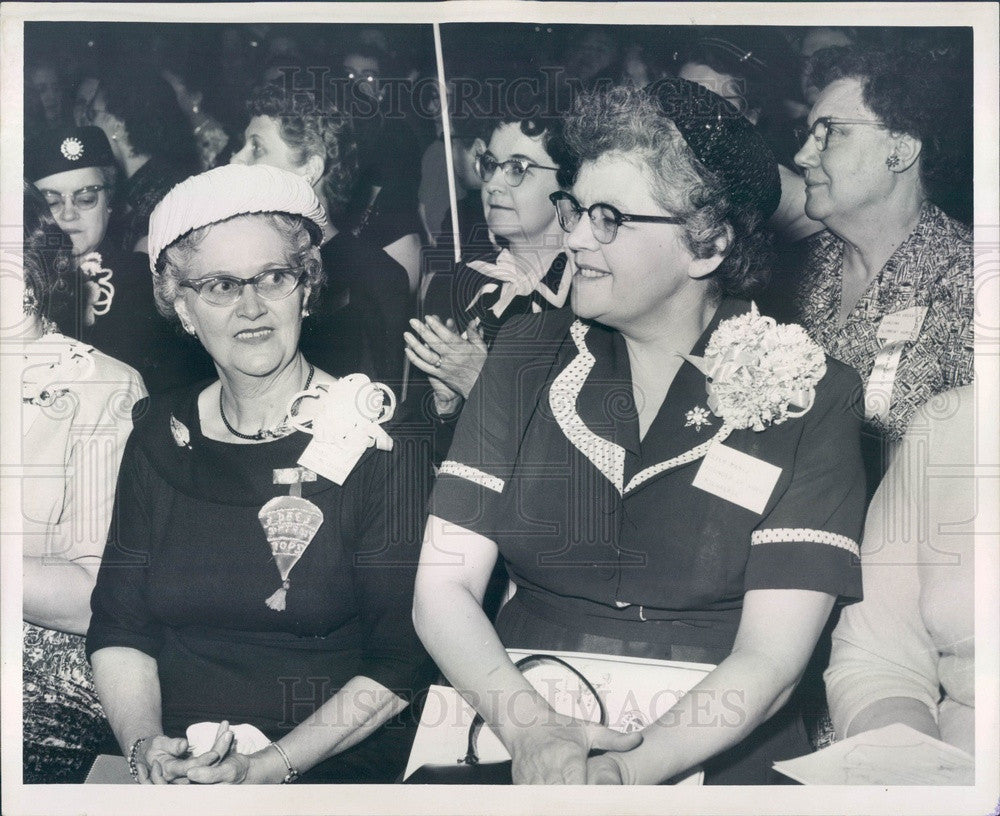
[[886, 154, 901, 169]]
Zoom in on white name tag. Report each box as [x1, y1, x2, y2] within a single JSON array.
[[298, 435, 370, 486], [692, 443, 782, 515], [876, 306, 927, 346]]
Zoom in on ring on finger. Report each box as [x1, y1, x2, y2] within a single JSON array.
[[434, 353, 443, 368]]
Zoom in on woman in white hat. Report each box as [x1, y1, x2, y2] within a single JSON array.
[[87, 164, 432, 784]]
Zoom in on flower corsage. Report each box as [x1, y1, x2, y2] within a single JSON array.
[[685, 303, 827, 432]]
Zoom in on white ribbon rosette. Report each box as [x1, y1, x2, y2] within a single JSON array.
[[289, 374, 396, 486]]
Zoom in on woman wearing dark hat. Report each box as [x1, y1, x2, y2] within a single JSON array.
[[413, 80, 866, 785], [87, 164, 432, 784], [27, 125, 213, 394]]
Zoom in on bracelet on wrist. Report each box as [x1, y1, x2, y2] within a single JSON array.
[[270, 741, 299, 784], [127, 736, 148, 783]]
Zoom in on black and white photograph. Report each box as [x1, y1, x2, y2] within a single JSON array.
[[1, 3, 997, 815]]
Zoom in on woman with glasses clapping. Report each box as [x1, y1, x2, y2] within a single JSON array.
[[406, 108, 578, 462], [87, 164, 433, 784], [413, 81, 867, 785]]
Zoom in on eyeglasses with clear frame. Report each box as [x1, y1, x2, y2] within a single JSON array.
[[549, 191, 686, 245], [475, 151, 560, 187], [179, 267, 308, 307], [794, 117, 886, 152], [40, 185, 111, 214]]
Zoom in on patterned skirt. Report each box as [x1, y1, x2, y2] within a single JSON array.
[[23, 622, 114, 783]]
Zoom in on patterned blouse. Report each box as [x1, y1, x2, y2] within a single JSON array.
[[793, 202, 973, 441]]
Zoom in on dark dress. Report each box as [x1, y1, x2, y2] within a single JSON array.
[[302, 232, 411, 388], [53, 239, 214, 394], [86, 384, 434, 782], [430, 300, 866, 784], [423, 248, 570, 345], [345, 115, 423, 250], [109, 156, 193, 253], [419, 247, 571, 449]]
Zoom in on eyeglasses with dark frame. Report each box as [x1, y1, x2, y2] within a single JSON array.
[[549, 191, 686, 245], [40, 185, 111, 214], [179, 267, 308, 307], [475, 151, 560, 187], [794, 117, 886, 152]]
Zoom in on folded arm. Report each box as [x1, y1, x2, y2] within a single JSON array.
[[594, 588, 836, 785]]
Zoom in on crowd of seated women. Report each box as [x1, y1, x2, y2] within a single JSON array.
[[19, 22, 977, 786]]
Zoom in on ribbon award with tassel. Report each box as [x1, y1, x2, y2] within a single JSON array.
[[259, 467, 323, 611]]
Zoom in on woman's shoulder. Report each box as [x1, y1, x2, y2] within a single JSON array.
[[923, 203, 973, 247], [491, 306, 577, 349], [88, 345, 146, 389], [129, 379, 207, 442]]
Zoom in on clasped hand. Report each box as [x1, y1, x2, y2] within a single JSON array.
[[403, 315, 487, 414], [506, 710, 641, 785], [137, 722, 275, 784]]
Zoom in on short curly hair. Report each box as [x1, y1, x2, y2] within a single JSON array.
[[805, 45, 965, 200], [562, 86, 771, 298], [495, 102, 579, 189], [153, 212, 324, 321], [246, 83, 359, 219]]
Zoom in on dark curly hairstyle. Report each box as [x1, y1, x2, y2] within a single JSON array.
[[562, 86, 771, 299], [246, 82, 359, 220], [23, 181, 77, 322], [96, 62, 200, 173], [495, 96, 580, 188], [805, 45, 967, 203]]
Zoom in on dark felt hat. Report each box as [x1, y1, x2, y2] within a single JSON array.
[[25, 126, 116, 183], [647, 77, 781, 222]]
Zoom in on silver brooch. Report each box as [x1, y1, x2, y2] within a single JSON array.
[[170, 414, 192, 449], [60, 137, 85, 161], [684, 405, 713, 432]]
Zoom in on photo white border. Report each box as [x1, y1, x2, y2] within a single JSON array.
[[2, 3, 997, 815]]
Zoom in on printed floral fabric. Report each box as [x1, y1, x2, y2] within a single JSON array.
[[793, 202, 973, 441], [23, 623, 111, 783]]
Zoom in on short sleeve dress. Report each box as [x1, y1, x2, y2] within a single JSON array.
[[430, 298, 867, 784], [86, 383, 435, 782]]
